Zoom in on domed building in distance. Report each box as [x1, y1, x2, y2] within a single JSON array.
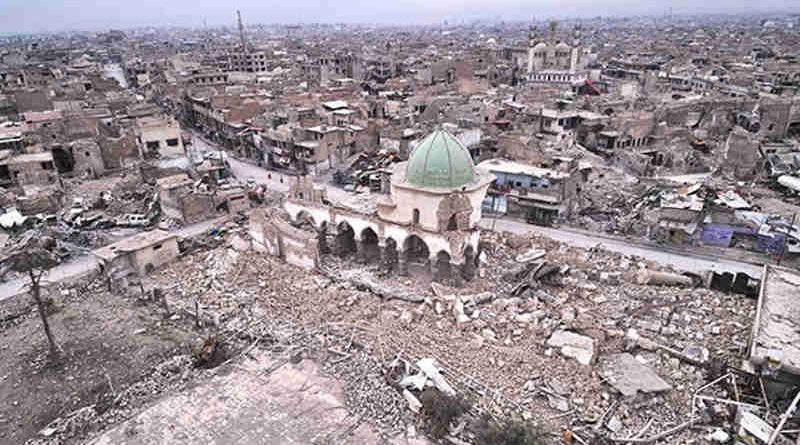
[[526, 19, 590, 85], [281, 128, 494, 284]]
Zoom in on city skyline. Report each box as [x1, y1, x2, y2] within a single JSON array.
[[2, 0, 799, 34]]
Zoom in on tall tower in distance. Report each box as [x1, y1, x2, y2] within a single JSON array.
[[237, 9, 248, 53], [570, 23, 581, 73], [527, 18, 537, 75]]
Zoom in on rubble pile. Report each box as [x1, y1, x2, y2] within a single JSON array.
[[144, 228, 755, 442]]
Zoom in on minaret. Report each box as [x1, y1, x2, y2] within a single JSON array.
[[527, 18, 537, 75], [549, 20, 558, 43], [237, 9, 247, 53], [570, 23, 581, 74]]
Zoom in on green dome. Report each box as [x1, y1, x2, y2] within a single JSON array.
[[406, 130, 476, 188]]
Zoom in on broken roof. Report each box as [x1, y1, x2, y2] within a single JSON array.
[[92, 230, 178, 261], [749, 265, 800, 376], [0, 151, 53, 165], [478, 158, 571, 180], [322, 100, 349, 110]]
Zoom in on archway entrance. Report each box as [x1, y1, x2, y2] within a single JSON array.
[[360, 228, 380, 262], [788, 122, 800, 137], [403, 235, 430, 275], [335, 222, 356, 257], [433, 251, 452, 282], [294, 210, 316, 230]]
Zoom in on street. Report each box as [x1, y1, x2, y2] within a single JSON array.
[[482, 218, 763, 277], [0, 216, 229, 301]]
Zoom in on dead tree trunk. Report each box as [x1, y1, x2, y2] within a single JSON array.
[[29, 270, 58, 358]]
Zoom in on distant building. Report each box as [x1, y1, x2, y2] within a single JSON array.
[[136, 116, 185, 159], [479, 157, 587, 226], [93, 229, 180, 278], [526, 20, 591, 85]]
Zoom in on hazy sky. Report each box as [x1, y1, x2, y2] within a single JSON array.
[[1, 0, 797, 34]]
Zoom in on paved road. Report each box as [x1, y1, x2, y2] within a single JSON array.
[[0, 216, 229, 301], [482, 218, 764, 277], [190, 134, 364, 208]]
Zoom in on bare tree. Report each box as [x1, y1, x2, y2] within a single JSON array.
[[2, 231, 61, 358]]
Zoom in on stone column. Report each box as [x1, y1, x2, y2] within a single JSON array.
[[451, 262, 465, 287], [317, 229, 330, 255], [430, 256, 440, 281], [462, 259, 475, 280], [355, 239, 366, 263], [397, 250, 408, 276], [378, 243, 388, 270], [327, 227, 340, 256]]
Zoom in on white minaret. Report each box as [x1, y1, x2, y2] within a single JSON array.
[[527, 18, 537, 75], [569, 24, 581, 74]]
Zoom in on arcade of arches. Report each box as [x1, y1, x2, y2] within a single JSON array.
[[292, 209, 477, 285]]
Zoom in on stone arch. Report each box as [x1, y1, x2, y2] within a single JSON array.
[[436, 193, 473, 232], [433, 250, 452, 283], [360, 227, 380, 263], [403, 234, 430, 273], [294, 210, 317, 230], [335, 221, 356, 257], [788, 121, 800, 137]]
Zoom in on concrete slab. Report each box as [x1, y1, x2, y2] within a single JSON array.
[[88, 352, 429, 445], [599, 353, 672, 398]]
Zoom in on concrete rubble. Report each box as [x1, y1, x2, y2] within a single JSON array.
[[3, 8, 800, 445], [599, 353, 673, 397]]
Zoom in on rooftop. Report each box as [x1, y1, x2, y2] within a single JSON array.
[[93, 230, 177, 261], [478, 158, 571, 180]]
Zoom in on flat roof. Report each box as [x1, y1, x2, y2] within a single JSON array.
[[156, 173, 192, 189], [23, 110, 63, 123], [750, 265, 800, 375], [322, 100, 349, 110], [478, 158, 570, 180], [0, 151, 53, 165], [93, 229, 177, 261]]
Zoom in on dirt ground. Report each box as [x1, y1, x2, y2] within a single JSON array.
[[0, 277, 198, 445]]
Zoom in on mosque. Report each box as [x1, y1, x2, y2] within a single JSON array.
[[526, 20, 590, 85], [280, 128, 495, 284]]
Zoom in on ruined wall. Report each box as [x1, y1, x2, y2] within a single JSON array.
[[98, 133, 138, 169], [723, 127, 761, 180], [71, 139, 106, 177], [130, 237, 180, 275], [760, 100, 793, 139], [436, 193, 473, 232], [249, 208, 319, 270], [181, 193, 217, 224]]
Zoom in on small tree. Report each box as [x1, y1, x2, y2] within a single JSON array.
[[2, 231, 61, 358]]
